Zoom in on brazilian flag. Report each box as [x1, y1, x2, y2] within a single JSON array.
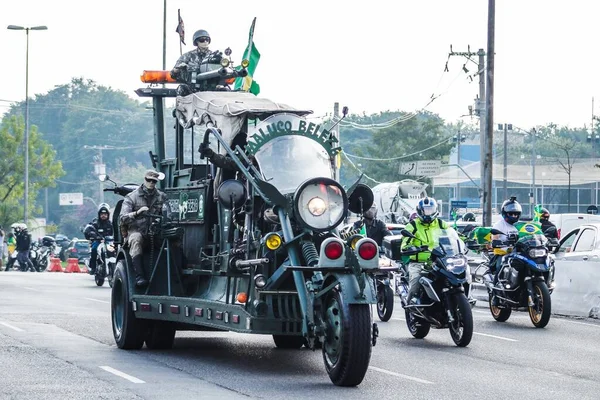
[[514, 221, 543, 237], [234, 17, 261, 95]]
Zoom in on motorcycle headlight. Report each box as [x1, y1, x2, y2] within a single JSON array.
[[529, 248, 547, 258], [446, 257, 466, 269], [294, 178, 347, 232]]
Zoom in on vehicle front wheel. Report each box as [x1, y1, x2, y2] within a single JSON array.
[[529, 281, 551, 328], [489, 293, 512, 322], [405, 309, 430, 339], [322, 288, 372, 387], [95, 273, 105, 287], [273, 335, 305, 349], [145, 321, 176, 349], [449, 293, 473, 347], [112, 260, 146, 349], [376, 285, 394, 322]]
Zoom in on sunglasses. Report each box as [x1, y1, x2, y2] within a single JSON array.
[[507, 212, 520, 217], [197, 37, 210, 43], [145, 178, 158, 183]]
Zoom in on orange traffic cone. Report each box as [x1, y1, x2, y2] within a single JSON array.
[[79, 262, 89, 274], [48, 257, 63, 272], [65, 258, 82, 273]]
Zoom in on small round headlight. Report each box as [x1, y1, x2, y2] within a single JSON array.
[[220, 58, 230, 68], [265, 233, 282, 251], [241, 59, 250, 68], [308, 197, 327, 216]]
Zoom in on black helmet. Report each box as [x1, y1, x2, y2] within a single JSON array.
[[462, 212, 476, 222], [98, 202, 110, 218], [540, 207, 550, 221], [501, 197, 522, 224], [416, 197, 439, 224], [193, 29, 211, 46]]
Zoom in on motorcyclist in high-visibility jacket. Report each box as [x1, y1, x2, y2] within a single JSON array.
[[402, 197, 448, 304]]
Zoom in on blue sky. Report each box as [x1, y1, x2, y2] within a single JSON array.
[[2, 0, 600, 130]]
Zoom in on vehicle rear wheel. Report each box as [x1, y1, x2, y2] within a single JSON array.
[[529, 281, 551, 328], [95, 272, 105, 287], [145, 321, 176, 349], [376, 285, 394, 322], [449, 293, 473, 347], [405, 309, 430, 339], [322, 288, 372, 387], [112, 260, 146, 349], [489, 293, 512, 322], [273, 335, 305, 349]]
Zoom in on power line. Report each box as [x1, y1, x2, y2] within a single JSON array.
[[342, 152, 382, 185], [343, 136, 453, 162]]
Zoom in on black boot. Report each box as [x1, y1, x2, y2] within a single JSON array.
[[89, 257, 97, 275], [132, 255, 148, 287]]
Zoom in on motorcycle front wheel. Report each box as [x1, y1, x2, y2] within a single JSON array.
[[489, 293, 512, 322], [449, 293, 473, 347], [376, 285, 394, 322], [405, 309, 430, 339], [528, 281, 551, 328]]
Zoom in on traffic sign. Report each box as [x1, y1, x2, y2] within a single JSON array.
[[450, 200, 468, 209], [399, 160, 442, 177], [59, 192, 83, 206]]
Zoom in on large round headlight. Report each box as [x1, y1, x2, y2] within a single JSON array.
[[294, 178, 348, 232]]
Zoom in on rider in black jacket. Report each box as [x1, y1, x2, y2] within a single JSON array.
[[539, 208, 558, 239], [353, 205, 391, 246], [83, 203, 114, 274]]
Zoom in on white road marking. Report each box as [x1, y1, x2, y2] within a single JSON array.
[[369, 366, 435, 384], [473, 332, 518, 342], [99, 366, 145, 383], [83, 298, 110, 304], [23, 287, 41, 292], [0, 321, 24, 332], [561, 320, 600, 328]]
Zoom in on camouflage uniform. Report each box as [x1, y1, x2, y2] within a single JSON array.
[[120, 185, 167, 258], [170, 48, 212, 81]]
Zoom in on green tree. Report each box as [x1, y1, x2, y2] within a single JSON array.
[[0, 115, 64, 227]]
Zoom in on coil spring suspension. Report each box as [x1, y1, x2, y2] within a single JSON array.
[[301, 242, 319, 267]]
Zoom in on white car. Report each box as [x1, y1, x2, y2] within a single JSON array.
[[554, 223, 600, 262]]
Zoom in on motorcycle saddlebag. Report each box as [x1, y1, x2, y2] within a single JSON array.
[[382, 235, 404, 260]]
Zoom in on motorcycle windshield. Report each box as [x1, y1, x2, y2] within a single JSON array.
[[254, 135, 333, 194], [431, 228, 465, 257]]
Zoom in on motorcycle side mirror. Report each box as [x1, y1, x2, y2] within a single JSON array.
[[401, 229, 416, 239], [347, 183, 374, 214], [217, 179, 247, 210]]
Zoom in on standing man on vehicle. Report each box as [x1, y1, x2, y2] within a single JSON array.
[[120, 170, 167, 287], [171, 29, 219, 81], [83, 203, 114, 275], [353, 204, 391, 246], [15, 224, 36, 272], [402, 197, 448, 304]]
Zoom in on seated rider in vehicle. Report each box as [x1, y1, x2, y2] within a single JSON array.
[[353, 204, 391, 246], [489, 197, 522, 304], [539, 207, 558, 239], [402, 197, 448, 305], [83, 203, 114, 275], [120, 170, 168, 287]]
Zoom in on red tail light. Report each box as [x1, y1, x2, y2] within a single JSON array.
[[358, 242, 377, 260], [324, 241, 343, 259]]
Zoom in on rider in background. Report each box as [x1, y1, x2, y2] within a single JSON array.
[[353, 204, 391, 246], [402, 197, 448, 304], [83, 203, 114, 275], [539, 207, 559, 239]]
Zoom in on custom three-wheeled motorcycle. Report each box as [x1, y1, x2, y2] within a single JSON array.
[[109, 56, 381, 386]]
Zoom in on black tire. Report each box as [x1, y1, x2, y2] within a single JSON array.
[[322, 288, 372, 387], [405, 309, 430, 339], [111, 260, 146, 349], [449, 293, 473, 347], [273, 335, 305, 349], [489, 293, 512, 322], [145, 322, 176, 349], [529, 281, 551, 328], [376, 285, 394, 322], [95, 274, 105, 287]]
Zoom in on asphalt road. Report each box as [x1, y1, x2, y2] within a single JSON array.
[[1, 271, 600, 400]]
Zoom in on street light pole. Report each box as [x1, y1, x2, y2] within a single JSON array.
[[7, 24, 48, 224]]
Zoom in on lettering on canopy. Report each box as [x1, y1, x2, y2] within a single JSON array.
[[246, 113, 340, 157]]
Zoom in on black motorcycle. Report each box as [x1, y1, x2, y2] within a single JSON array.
[[374, 259, 399, 322], [386, 228, 473, 347], [483, 228, 555, 328], [89, 236, 117, 287]]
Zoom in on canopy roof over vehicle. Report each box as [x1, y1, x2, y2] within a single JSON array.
[[175, 91, 313, 147]]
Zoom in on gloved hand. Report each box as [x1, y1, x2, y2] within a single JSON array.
[[199, 142, 214, 158], [136, 206, 149, 216]]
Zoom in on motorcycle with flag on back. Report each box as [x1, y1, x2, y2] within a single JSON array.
[[110, 53, 381, 387]]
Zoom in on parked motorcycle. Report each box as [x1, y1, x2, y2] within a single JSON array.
[[385, 227, 474, 347], [482, 228, 555, 328], [35, 236, 57, 272]]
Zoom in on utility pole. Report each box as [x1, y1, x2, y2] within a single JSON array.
[[447, 46, 486, 215], [531, 128, 537, 216], [83, 145, 113, 204], [453, 128, 466, 200], [483, 0, 495, 226], [499, 123, 512, 199], [333, 102, 340, 181]]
